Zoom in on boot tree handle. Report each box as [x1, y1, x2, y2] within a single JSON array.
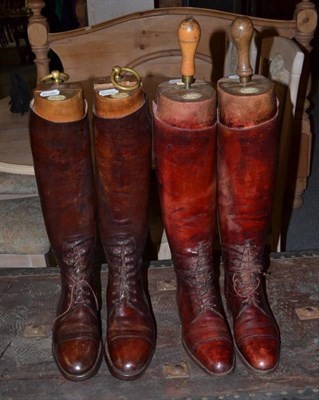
[[230, 17, 254, 84], [41, 70, 69, 84], [178, 17, 201, 89], [110, 66, 141, 92]]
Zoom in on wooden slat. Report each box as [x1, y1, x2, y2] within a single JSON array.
[[1, 253, 319, 399]]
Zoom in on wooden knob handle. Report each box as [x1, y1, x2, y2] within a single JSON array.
[[230, 17, 254, 84], [178, 17, 201, 88]]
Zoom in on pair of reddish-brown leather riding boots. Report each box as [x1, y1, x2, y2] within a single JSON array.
[[29, 89, 280, 381]]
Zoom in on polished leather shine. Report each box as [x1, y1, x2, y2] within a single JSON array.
[[29, 109, 102, 381], [218, 114, 281, 372], [93, 100, 156, 380], [154, 117, 234, 376]]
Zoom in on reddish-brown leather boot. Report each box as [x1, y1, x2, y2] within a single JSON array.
[[217, 68, 281, 372], [153, 81, 234, 376], [93, 94, 155, 380], [29, 92, 102, 381]]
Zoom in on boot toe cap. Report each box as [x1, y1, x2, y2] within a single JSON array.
[[188, 340, 234, 376], [54, 339, 101, 379], [238, 337, 280, 372], [107, 337, 154, 379]]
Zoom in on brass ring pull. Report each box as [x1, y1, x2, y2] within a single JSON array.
[[40, 70, 69, 84], [110, 66, 141, 92]]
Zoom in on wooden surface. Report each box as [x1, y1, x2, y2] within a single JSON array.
[[258, 36, 305, 249], [0, 97, 34, 175], [1, 252, 319, 399], [33, 82, 85, 122]]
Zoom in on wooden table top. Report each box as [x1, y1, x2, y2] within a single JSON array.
[[0, 96, 34, 175]]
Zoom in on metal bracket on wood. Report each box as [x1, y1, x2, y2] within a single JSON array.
[[23, 324, 48, 337], [163, 361, 191, 379], [156, 279, 176, 291], [295, 306, 319, 320]]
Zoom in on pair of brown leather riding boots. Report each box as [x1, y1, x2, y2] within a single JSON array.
[[29, 73, 280, 381], [153, 73, 280, 377], [29, 83, 155, 381]]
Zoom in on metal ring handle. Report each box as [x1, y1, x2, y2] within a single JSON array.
[[110, 66, 141, 92], [40, 70, 69, 84]]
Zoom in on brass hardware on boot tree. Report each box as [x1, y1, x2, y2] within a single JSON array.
[[153, 18, 234, 376], [93, 67, 155, 380], [217, 17, 280, 373], [29, 76, 102, 381], [34, 70, 84, 122], [110, 66, 141, 92], [40, 70, 69, 84], [94, 66, 144, 118]]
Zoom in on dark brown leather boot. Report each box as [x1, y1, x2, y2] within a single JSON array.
[[217, 115, 281, 372], [153, 79, 234, 376], [29, 83, 102, 381], [93, 85, 155, 380], [217, 19, 281, 371]]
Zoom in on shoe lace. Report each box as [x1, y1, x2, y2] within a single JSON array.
[[231, 241, 265, 313], [63, 243, 90, 282], [55, 279, 99, 322], [180, 241, 220, 315], [110, 241, 138, 306], [59, 243, 98, 309]]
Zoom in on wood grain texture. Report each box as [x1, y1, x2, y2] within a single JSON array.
[[1, 253, 319, 399], [33, 82, 84, 122]]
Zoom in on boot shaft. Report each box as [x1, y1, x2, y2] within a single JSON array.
[[154, 116, 217, 264], [217, 113, 279, 260], [153, 78, 217, 265], [29, 100, 96, 276], [93, 99, 152, 257]]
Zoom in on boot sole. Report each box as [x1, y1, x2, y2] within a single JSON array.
[[182, 339, 235, 377], [104, 341, 155, 381], [52, 341, 103, 381]]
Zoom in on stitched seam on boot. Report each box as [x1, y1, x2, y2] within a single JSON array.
[[189, 336, 233, 351]]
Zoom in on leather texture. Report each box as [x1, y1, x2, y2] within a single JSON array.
[[29, 108, 102, 381], [93, 100, 156, 380], [217, 113, 281, 372], [154, 116, 234, 376]]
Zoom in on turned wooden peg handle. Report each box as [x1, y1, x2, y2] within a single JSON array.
[[230, 17, 254, 84], [178, 17, 201, 88]]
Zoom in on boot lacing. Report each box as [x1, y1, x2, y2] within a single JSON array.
[[56, 244, 99, 321], [63, 243, 92, 283], [231, 241, 267, 316], [179, 241, 221, 316], [55, 279, 99, 322], [110, 242, 138, 307]]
